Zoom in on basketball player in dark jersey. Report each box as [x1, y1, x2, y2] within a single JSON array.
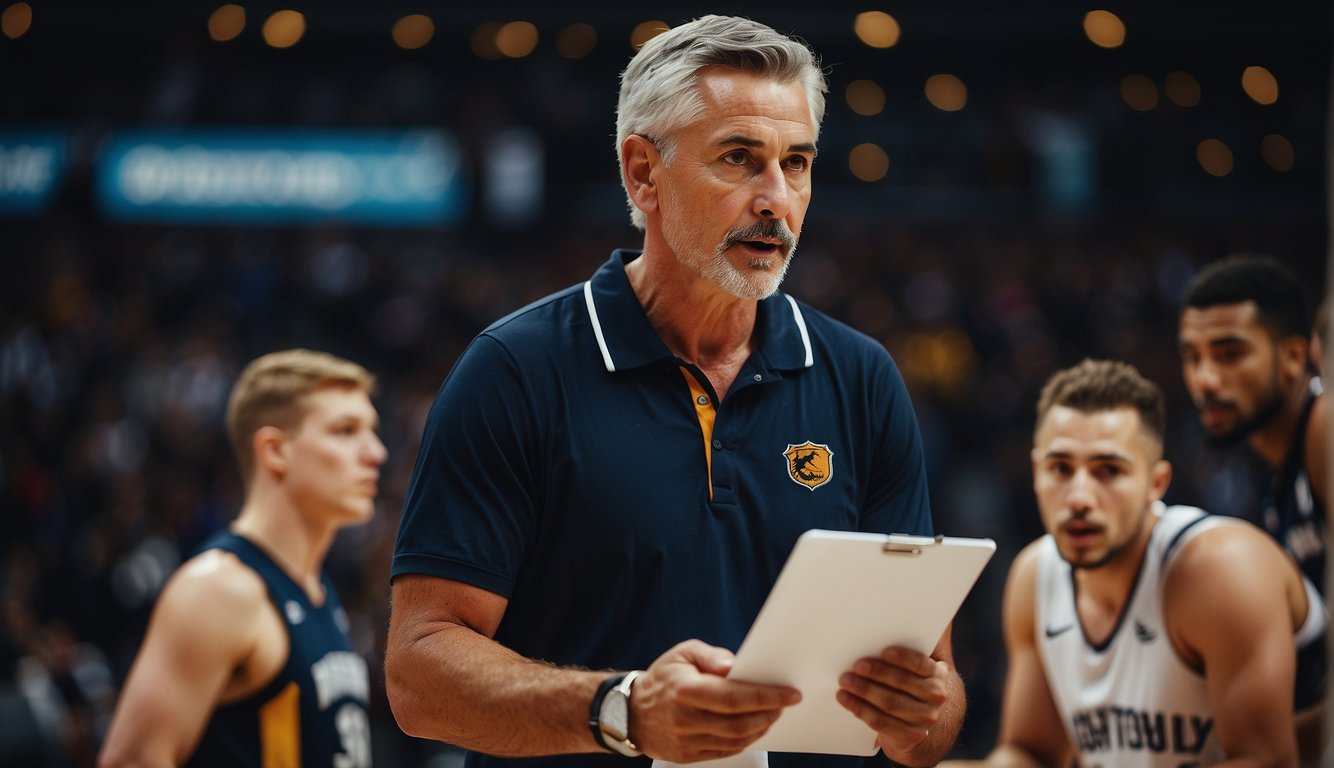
[[99, 349, 386, 767], [1178, 255, 1327, 763]]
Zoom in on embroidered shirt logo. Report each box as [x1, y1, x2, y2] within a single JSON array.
[[783, 441, 833, 490]]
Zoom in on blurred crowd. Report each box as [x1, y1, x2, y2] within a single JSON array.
[[1, 3, 1328, 765]]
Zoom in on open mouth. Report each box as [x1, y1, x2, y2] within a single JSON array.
[[1061, 521, 1101, 545], [737, 240, 782, 254]]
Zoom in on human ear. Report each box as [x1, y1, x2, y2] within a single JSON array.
[[1278, 335, 1309, 382], [621, 134, 660, 215], [252, 426, 289, 477], [1148, 459, 1172, 503]]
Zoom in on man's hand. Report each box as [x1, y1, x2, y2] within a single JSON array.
[[837, 645, 953, 763], [628, 640, 801, 763]]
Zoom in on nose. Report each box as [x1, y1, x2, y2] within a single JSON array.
[[752, 162, 790, 220], [364, 433, 388, 466], [1185, 358, 1222, 397], [1066, 468, 1097, 512]]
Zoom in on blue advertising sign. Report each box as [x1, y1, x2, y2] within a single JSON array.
[[0, 132, 69, 215], [96, 129, 467, 225]]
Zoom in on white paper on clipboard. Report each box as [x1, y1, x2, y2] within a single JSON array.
[[728, 529, 996, 756]]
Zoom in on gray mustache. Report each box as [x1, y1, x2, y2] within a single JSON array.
[[722, 220, 797, 256]]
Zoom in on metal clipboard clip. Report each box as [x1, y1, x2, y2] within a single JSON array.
[[882, 534, 945, 555]]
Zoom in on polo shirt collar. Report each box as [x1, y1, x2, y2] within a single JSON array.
[[584, 249, 815, 373]]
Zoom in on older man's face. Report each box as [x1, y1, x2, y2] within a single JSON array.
[[655, 67, 816, 300]]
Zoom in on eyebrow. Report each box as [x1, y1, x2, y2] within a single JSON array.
[[717, 134, 818, 157], [1179, 333, 1251, 351], [1042, 450, 1132, 463]]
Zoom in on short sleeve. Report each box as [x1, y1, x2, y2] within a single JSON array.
[[391, 334, 540, 597]]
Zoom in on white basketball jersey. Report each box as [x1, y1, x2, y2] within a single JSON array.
[[1035, 503, 1230, 767]]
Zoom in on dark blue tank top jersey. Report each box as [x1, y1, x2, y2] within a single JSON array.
[[1260, 387, 1327, 710], [394, 250, 934, 768], [186, 532, 372, 768]]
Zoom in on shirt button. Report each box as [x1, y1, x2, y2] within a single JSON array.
[[696, 395, 709, 405], [712, 439, 723, 450], [753, 374, 762, 381]]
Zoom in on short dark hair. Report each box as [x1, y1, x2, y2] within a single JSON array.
[[1180, 254, 1310, 340], [1035, 359, 1166, 445]]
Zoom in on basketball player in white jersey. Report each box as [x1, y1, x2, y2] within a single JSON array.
[[946, 359, 1324, 767]]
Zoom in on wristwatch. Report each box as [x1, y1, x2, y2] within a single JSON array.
[[590, 669, 643, 757]]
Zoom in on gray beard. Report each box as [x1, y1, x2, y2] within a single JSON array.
[[664, 218, 798, 301]]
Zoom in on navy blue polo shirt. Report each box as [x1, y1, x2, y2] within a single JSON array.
[[393, 249, 932, 768]]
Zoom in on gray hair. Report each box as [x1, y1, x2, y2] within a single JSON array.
[[615, 15, 828, 230]]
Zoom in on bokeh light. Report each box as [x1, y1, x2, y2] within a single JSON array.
[[207, 4, 245, 42], [2, 2, 32, 39], [391, 14, 435, 50], [1241, 65, 1278, 105], [261, 10, 305, 48], [1196, 139, 1233, 177], [556, 22, 597, 59], [853, 11, 901, 48], [1163, 71, 1200, 107], [1261, 134, 1294, 171], [1120, 74, 1159, 111], [925, 74, 967, 112], [845, 79, 886, 116], [496, 20, 538, 58], [630, 19, 668, 49], [1083, 10, 1125, 48], [849, 143, 890, 181]]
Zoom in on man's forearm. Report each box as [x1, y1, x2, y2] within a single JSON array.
[[387, 621, 609, 757]]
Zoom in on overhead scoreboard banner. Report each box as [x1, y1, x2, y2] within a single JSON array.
[[0, 131, 69, 215], [95, 129, 467, 225]]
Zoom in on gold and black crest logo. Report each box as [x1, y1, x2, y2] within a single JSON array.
[[783, 441, 833, 490]]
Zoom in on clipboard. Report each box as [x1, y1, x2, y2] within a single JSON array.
[[728, 529, 996, 756]]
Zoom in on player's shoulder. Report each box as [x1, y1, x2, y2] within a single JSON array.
[[1011, 536, 1050, 574], [1166, 514, 1294, 589], [158, 548, 269, 618], [1006, 539, 1052, 601], [1000, 539, 1047, 641]]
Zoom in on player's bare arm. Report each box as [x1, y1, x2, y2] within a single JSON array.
[[1164, 525, 1302, 767], [99, 551, 276, 768]]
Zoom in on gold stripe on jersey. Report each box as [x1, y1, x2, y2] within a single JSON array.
[[260, 682, 300, 768], [681, 368, 717, 499]]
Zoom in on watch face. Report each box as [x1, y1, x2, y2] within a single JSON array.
[[599, 688, 630, 741]]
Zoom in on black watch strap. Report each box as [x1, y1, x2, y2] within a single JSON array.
[[588, 673, 626, 752]]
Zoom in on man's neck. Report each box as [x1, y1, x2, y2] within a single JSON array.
[[231, 492, 335, 603], [625, 246, 758, 397]]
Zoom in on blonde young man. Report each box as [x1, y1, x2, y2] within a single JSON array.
[[99, 349, 387, 768], [388, 14, 963, 768], [949, 359, 1324, 767]]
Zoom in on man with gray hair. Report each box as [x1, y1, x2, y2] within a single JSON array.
[[387, 15, 964, 767]]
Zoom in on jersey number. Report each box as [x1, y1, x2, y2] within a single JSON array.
[[333, 703, 370, 768]]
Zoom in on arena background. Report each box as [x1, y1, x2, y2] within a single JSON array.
[[1, 2, 1329, 765]]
